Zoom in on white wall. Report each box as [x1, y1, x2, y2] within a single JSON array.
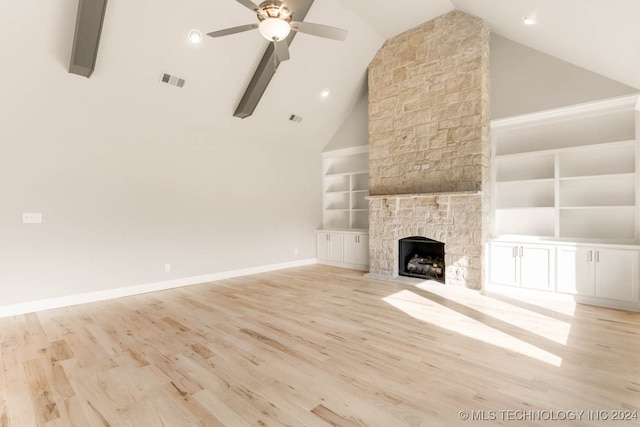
[[0, 0, 386, 310], [323, 92, 369, 152], [0, 119, 321, 306], [491, 34, 638, 119]]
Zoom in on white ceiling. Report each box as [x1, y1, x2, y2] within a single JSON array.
[[342, 0, 640, 90], [1, 0, 638, 151]]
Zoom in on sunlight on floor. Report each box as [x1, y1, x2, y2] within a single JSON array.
[[383, 289, 564, 366], [416, 283, 575, 346]]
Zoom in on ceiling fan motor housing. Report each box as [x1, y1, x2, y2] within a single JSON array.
[[257, 0, 292, 22]]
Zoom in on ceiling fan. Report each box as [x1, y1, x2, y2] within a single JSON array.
[[207, 0, 348, 62]]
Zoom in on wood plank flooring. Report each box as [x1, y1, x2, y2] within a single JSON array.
[[1, 265, 639, 426]]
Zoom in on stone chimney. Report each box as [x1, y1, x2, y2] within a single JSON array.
[[367, 11, 490, 289]]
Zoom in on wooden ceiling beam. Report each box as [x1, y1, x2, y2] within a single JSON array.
[[69, 0, 109, 78]]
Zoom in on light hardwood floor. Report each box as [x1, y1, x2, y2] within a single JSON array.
[[1, 265, 639, 426]]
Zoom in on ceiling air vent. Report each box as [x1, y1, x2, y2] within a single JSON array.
[[160, 72, 185, 88], [289, 114, 303, 123]]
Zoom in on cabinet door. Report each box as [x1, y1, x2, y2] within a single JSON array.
[[556, 246, 594, 296], [343, 235, 359, 264], [357, 235, 369, 266], [489, 243, 519, 286], [328, 233, 344, 262], [317, 233, 330, 261], [594, 248, 639, 301], [520, 244, 553, 289], [343, 234, 369, 266]]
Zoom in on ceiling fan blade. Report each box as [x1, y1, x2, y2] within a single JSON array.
[[236, 0, 261, 12], [290, 21, 348, 41], [207, 23, 259, 38], [275, 40, 290, 61]]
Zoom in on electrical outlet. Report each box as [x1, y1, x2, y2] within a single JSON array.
[[164, 264, 171, 272], [421, 164, 430, 170], [294, 248, 299, 255], [22, 213, 42, 224], [413, 165, 421, 171]]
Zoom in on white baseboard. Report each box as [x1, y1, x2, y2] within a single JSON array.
[[0, 258, 317, 318], [483, 283, 640, 312], [317, 259, 369, 271]]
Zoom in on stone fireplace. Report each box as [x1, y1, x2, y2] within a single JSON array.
[[366, 11, 491, 289]]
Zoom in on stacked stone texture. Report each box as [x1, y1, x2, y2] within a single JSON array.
[[367, 11, 490, 289]]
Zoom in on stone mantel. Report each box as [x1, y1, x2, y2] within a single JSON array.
[[367, 191, 482, 200]]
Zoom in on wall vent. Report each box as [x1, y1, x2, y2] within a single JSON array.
[[289, 114, 303, 123], [160, 72, 185, 88]]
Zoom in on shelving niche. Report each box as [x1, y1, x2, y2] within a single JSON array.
[[322, 146, 369, 230], [491, 94, 640, 243]]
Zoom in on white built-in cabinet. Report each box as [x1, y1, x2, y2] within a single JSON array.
[[489, 242, 553, 290], [556, 246, 639, 302], [556, 246, 594, 296], [489, 241, 640, 311], [489, 94, 640, 311], [317, 146, 369, 271], [317, 231, 369, 270], [317, 231, 343, 263], [343, 234, 369, 266]]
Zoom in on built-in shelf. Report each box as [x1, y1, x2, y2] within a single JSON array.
[[491, 94, 639, 242], [493, 99, 636, 157], [559, 172, 635, 181], [559, 206, 635, 210], [322, 146, 369, 230], [497, 178, 554, 184]]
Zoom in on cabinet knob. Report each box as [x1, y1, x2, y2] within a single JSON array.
[[587, 250, 593, 262], [595, 250, 600, 263]]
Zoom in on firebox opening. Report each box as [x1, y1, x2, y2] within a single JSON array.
[[399, 237, 445, 283]]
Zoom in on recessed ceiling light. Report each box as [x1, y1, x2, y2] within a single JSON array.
[[321, 88, 330, 98], [188, 29, 203, 44], [523, 16, 536, 26]]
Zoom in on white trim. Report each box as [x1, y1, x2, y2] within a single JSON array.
[[494, 139, 636, 159], [491, 94, 640, 129], [574, 295, 640, 312], [490, 235, 640, 249], [316, 228, 368, 234], [636, 107, 640, 241], [322, 145, 368, 158], [0, 259, 317, 318], [484, 283, 640, 312]]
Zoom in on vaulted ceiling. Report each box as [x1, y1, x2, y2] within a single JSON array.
[[2, 0, 638, 151]]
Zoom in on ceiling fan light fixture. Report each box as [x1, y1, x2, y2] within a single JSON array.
[[259, 18, 291, 41]]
